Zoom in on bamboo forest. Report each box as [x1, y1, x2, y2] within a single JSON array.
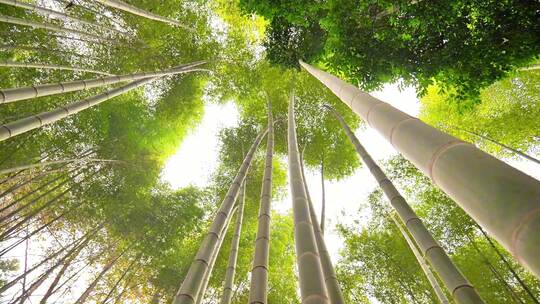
[[1, 0, 540, 303]]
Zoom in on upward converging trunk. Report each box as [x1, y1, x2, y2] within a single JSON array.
[[0, 14, 114, 43], [96, 0, 192, 30], [247, 100, 274, 304], [300, 152, 345, 304], [173, 128, 267, 304], [391, 214, 449, 304], [0, 60, 114, 76], [320, 160, 326, 234], [221, 183, 245, 304], [0, 61, 206, 104], [326, 105, 484, 304], [287, 93, 329, 304], [0, 0, 130, 38], [301, 61, 540, 279]]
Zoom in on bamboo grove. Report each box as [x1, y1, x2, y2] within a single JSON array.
[[1, 0, 539, 304]]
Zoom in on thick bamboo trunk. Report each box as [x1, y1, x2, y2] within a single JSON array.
[[0, 61, 205, 104], [300, 153, 345, 304], [327, 105, 484, 303], [0, 0, 130, 37], [96, 0, 192, 30], [0, 14, 114, 43], [450, 126, 540, 165], [247, 101, 274, 304], [173, 129, 267, 304], [391, 214, 450, 304], [301, 61, 540, 278], [221, 182, 245, 304], [196, 205, 237, 304], [0, 60, 114, 76], [287, 93, 329, 304]]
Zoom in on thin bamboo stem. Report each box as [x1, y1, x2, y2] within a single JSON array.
[[287, 92, 329, 304], [0, 60, 114, 76]]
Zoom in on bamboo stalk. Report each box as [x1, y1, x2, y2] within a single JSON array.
[[0, 0, 130, 37], [0, 61, 206, 104], [301, 60, 540, 279], [326, 105, 484, 303], [96, 0, 193, 30], [0, 60, 114, 76], [299, 152, 345, 304], [287, 92, 329, 304], [0, 14, 115, 43], [173, 129, 267, 304], [391, 213, 450, 304], [247, 100, 274, 304]]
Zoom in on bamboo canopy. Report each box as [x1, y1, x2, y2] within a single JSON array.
[[300, 60, 540, 278]]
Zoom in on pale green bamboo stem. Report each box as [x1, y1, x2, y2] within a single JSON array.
[[221, 183, 245, 304], [96, 0, 192, 31], [288, 93, 329, 304], [196, 205, 238, 304], [0, 0, 130, 37], [0, 14, 114, 43], [0, 158, 121, 175], [0, 60, 114, 76], [299, 152, 345, 304], [391, 214, 450, 304], [247, 101, 274, 304], [301, 60, 540, 279], [327, 105, 484, 303], [0, 66, 205, 142], [173, 129, 267, 304], [0, 61, 206, 104]]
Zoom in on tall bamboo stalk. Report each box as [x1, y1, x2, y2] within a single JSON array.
[[0, 60, 114, 76], [247, 101, 274, 304], [301, 60, 540, 278], [173, 129, 267, 304], [0, 14, 114, 43], [326, 105, 484, 304], [320, 161, 326, 234], [391, 213, 450, 304], [0, 158, 120, 175], [221, 182, 245, 304], [0, 0, 130, 37], [287, 93, 329, 304], [0, 61, 205, 104], [96, 0, 192, 30], [74, 251, 124, 304], [0, 66, 205, 142], [299, 152, 345, 304]]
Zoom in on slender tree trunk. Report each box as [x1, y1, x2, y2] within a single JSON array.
[[0, 14, 115, 43], [287, 92, 329, 303], [74, 250, 125, 304], [326, 105, 484, 304], [518, 64, 540, 71], [0, 0, 130, 38], [0, 158, 120, 175], [0, 61, 205, 104], [0, 60, 114, 76], [222, 182, 246, 304], [196, 205, 237, 304], [0, 44, 84, 58], [474, 224, 540, 303], [391, 214, 450, 304], [173, 128, 267, 304], [247, 100, 274, 304], [449, 126, 540, 165], [301, 60, 540, 278], [20, 224, 29, 304], [466, 234, 524, 304], [320, 160, 326, 234], [99, 258, 138, 304], [96, 0, 192, 30], [300, 152, 345, 304]]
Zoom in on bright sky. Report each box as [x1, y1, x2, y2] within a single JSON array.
[[160, 83, 540, 266]]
